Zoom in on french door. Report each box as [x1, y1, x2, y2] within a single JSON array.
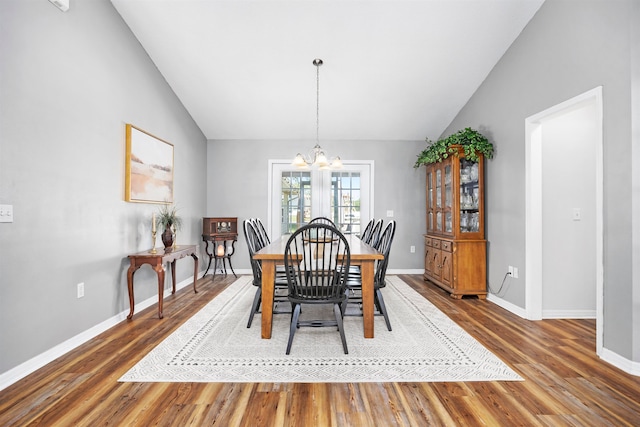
[[268, 161, 373, 239]]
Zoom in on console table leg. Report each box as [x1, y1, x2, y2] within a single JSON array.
[[191, 253, 199, 293], [155, 264, 165, 319], [170, 260, 177, 294], [126, 266, 138, 320]]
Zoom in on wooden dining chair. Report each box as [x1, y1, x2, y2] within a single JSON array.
[[283, 223, 351, 354]]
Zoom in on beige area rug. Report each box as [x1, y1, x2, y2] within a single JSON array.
[[119, 276, 523, 383]]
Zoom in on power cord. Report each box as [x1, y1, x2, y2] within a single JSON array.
[[488, 271, 511, 297]]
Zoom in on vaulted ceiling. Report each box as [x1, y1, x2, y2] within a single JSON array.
[[111, 0, 545, 141]]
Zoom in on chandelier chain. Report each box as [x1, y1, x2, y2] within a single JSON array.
[[316, 61, 320, 143]]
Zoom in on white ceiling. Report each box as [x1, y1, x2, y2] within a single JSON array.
[[110, 0, 544, 141]]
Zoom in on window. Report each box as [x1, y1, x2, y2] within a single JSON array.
[[269, 161, 373, 239]]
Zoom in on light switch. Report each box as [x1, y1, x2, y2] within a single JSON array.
[[572, 208, 581, 221], [0, 204, 13, 223]]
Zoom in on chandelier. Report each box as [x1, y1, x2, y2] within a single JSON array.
[[293, 59, 342, 170]]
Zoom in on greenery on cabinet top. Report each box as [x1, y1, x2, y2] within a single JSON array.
[[414, 128, 494, 168]]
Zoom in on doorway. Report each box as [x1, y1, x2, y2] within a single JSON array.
[[525, 86, 603, 352]]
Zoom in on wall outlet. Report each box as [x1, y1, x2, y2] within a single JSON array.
[[410, 245, 416, 253], [77, 282, 85, 298], [386, 210, 394, 218], [513, 267, 519, 279], [508, 266, 514, 276]]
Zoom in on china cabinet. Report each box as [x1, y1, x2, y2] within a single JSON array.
[[423, 146, 487, 299]]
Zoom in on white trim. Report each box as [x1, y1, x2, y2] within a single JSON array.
[[487, 293, 528, 318], [0, 274, 200, 392], [541, 310, 596, 319], [267, 159, 375, 239], [525, 87, 604, 355], [600, 347, 640, 376]]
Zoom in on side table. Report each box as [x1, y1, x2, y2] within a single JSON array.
[[126, 245, 199, 319]]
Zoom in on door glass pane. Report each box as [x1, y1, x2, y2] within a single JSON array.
[[281, 171, 311, 234], [331, 171, 361, 235], [427, 171, 433, 230]]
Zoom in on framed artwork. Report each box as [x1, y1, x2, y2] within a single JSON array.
[[125, 124, 174, 204]]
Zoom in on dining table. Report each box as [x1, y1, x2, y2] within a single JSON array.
[[253, 233, 384, 339]]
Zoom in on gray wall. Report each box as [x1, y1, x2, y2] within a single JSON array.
[[0, 0, 207, 373], [206, 139, 426, 271], [442, 0, 638, 360]]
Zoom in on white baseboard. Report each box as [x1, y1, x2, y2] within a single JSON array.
[[387, 269, 425, 275], [487, 292, 528, 318], [600, 347, 640, 376], [0, 274, 199, 392], [542, 309, 596, 319], [487, 293, 638, 377]]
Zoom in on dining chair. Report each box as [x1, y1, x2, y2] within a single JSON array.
[[365, 219, 384, 247], [309, 216, 337, 227], [252, 217, 271, 246], [359, 218, 375, 242], [283, 223, 351, 354], [243, 219, 289, 328], [345, 220, 396, 331]]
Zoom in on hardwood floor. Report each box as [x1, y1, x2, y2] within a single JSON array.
[[1, 274, 639, 426]]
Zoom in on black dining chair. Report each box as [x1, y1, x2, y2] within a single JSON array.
[[345, 220, 396, 331], [243, 219, 289, 328], [283, 223, 351, 354], [359, 218, 375, 242], [309, 216, 337, 227], [366, 218, 384, 247]]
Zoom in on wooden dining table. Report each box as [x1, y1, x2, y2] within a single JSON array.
[[253, 234, 384, 339]]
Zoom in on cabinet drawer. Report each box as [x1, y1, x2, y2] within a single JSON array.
[[441, 240, 453, 252], [425, 236, 433, 247], [431, 239, 441, 249]]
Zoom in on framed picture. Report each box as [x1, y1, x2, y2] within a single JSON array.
[[125, 124, 174, 204]]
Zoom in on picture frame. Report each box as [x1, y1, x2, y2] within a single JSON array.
[[125, 124, 174, 204]]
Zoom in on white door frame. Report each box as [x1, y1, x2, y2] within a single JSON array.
[[267, 159, 374, 238], [525, 86, 603, 353]]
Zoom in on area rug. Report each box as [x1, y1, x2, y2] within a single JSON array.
[[119, 276, 522, 383]]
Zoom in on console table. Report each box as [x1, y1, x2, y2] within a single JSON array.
[[126, 245, 199, 319]]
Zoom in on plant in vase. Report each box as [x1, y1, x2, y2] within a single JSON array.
[[414, 127, 494, 167], [157, 204, 182, 248]]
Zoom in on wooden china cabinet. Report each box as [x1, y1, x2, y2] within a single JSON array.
[[423, 146, 487, 299]]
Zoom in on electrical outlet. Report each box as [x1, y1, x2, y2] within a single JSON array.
[[410, 245, 415, 253], [77, 282, 85, 298], [513, 267, 519, 279], [508, 266, 514, 276], [386, 210, 394, 218]]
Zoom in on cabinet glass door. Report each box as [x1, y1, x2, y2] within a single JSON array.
[[435, 169, 442, 231], [459, 159, 480, 233], [427, 170, 433, 231], [444, 165, 452, 233]]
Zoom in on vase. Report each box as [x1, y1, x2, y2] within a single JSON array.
[[161, 227, 174, 248]]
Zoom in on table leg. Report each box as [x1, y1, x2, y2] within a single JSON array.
[[126, 265, 138, 320], [155, 264, 165, 319], [170, 260, 177, 294], [191, 253, 199, 293], [261, 260, 275, 339], [360, 260, 375, 338]]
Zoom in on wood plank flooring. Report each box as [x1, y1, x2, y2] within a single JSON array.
[[1, 274, 639, 426]]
